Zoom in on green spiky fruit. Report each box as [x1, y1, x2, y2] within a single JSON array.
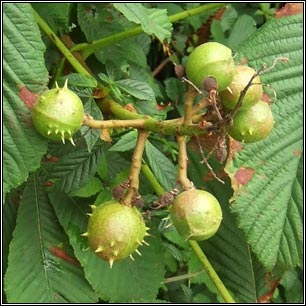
[[185, 42, 235, 91], [220, 65, 263, 110], [170, 189, 222, 241], [84, 200, 148, 268], [228, 100, 274, 143], [32, 80, 84, 145]]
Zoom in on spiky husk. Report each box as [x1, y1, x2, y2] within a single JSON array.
[[185, 42, 235, 91], [170, 189, 222, 241], [220, 65, 263, 110], [86, 200, 148, 267], [228, 100, 274, 143], [32, 80, 84, 145]]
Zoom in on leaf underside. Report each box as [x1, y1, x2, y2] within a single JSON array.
[[4, 174, 97, 303], [3, 3, 49, 200]]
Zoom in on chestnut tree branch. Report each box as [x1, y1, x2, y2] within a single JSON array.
[[188, 240, 236, 303], [84, 97, 213, 136], [122, 129, 149, 207], [176, 135, 194, 190]]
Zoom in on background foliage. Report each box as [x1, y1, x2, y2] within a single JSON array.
[[3, 3, 303, 303]]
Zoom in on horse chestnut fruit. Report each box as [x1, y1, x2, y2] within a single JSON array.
[[83, 200, 148, 268], [185, 42, 235, 91], [32, 80, 84, 145], [228, 100, 274, 143], [220, 65, 263, 110], [170, 189, 222, 241]]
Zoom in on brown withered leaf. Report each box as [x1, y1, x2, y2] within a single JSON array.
[[275, 3, 303, 18], [18, 85, 39, 110], [226, 136, 243, 164], [100, 128, 112, 142], [234, 167, 255, 186]]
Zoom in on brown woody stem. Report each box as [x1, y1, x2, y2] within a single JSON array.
[[122, 129, 149, 207], [176, 135, 194, 190], [85, 97, 212, 136]]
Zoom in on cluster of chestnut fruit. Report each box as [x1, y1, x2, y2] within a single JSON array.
[[30, 41, 274, 267]]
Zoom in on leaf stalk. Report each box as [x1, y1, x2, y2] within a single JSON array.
[[188, 240, 236, 303]]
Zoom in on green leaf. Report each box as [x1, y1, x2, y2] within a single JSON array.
[[48, 142, 105, 194], [32, 3, 71, 33], [3, 3, 49, 200], [227, 14, 257, 50], [280, 269, 303, 303], [80, 99, 103, 152], [164, 77, 187, 106], [110, 130, 138, 152], [97, 41, 147, 68], [114, 4, 172, 42], [70, 177, 103, 198], [77, 3, 124, 42], [4, 174, 97, 303], [115, 79, 156, 102], [49, 192, 166, 302], [77, 4, 149, 69], [145, 140, 177, 191], [63, 73, 98, 88], [3, 192, 19, 275], [102, 150, 131, 183], [94, 189, 112, 205], [225, 15, 303, 270]]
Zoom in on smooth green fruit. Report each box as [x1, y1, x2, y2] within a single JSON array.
[[220, 65, 263, 110], [185, 42, 235, 91], [170, 189, 222, 241], [228, 100, 274, 143], [84, 200, 148, 268], [32, 80, 84, 145]]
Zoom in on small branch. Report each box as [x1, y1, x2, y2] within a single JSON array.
[[169, 3, 227, 23], [70, 3, 226, 58], [83, 115, 146, 129], [176, 135, 194, 190], [258, 56, 289, 75], [32, 8, 93, 79], [152, 58, 171, 77], [33, 8, 108, 95], [163, 270, 204, 284], [181, 77, 202, 95], [122, 130, 149, 207], [228, 72, 262, 120], [90, 98, 213, 136], [188, 240, 236, 303]]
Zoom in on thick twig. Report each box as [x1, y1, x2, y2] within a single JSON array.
[[122, 129, 149, 207], [176, 135, 194, 190], [83, 102, 212, 136]]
